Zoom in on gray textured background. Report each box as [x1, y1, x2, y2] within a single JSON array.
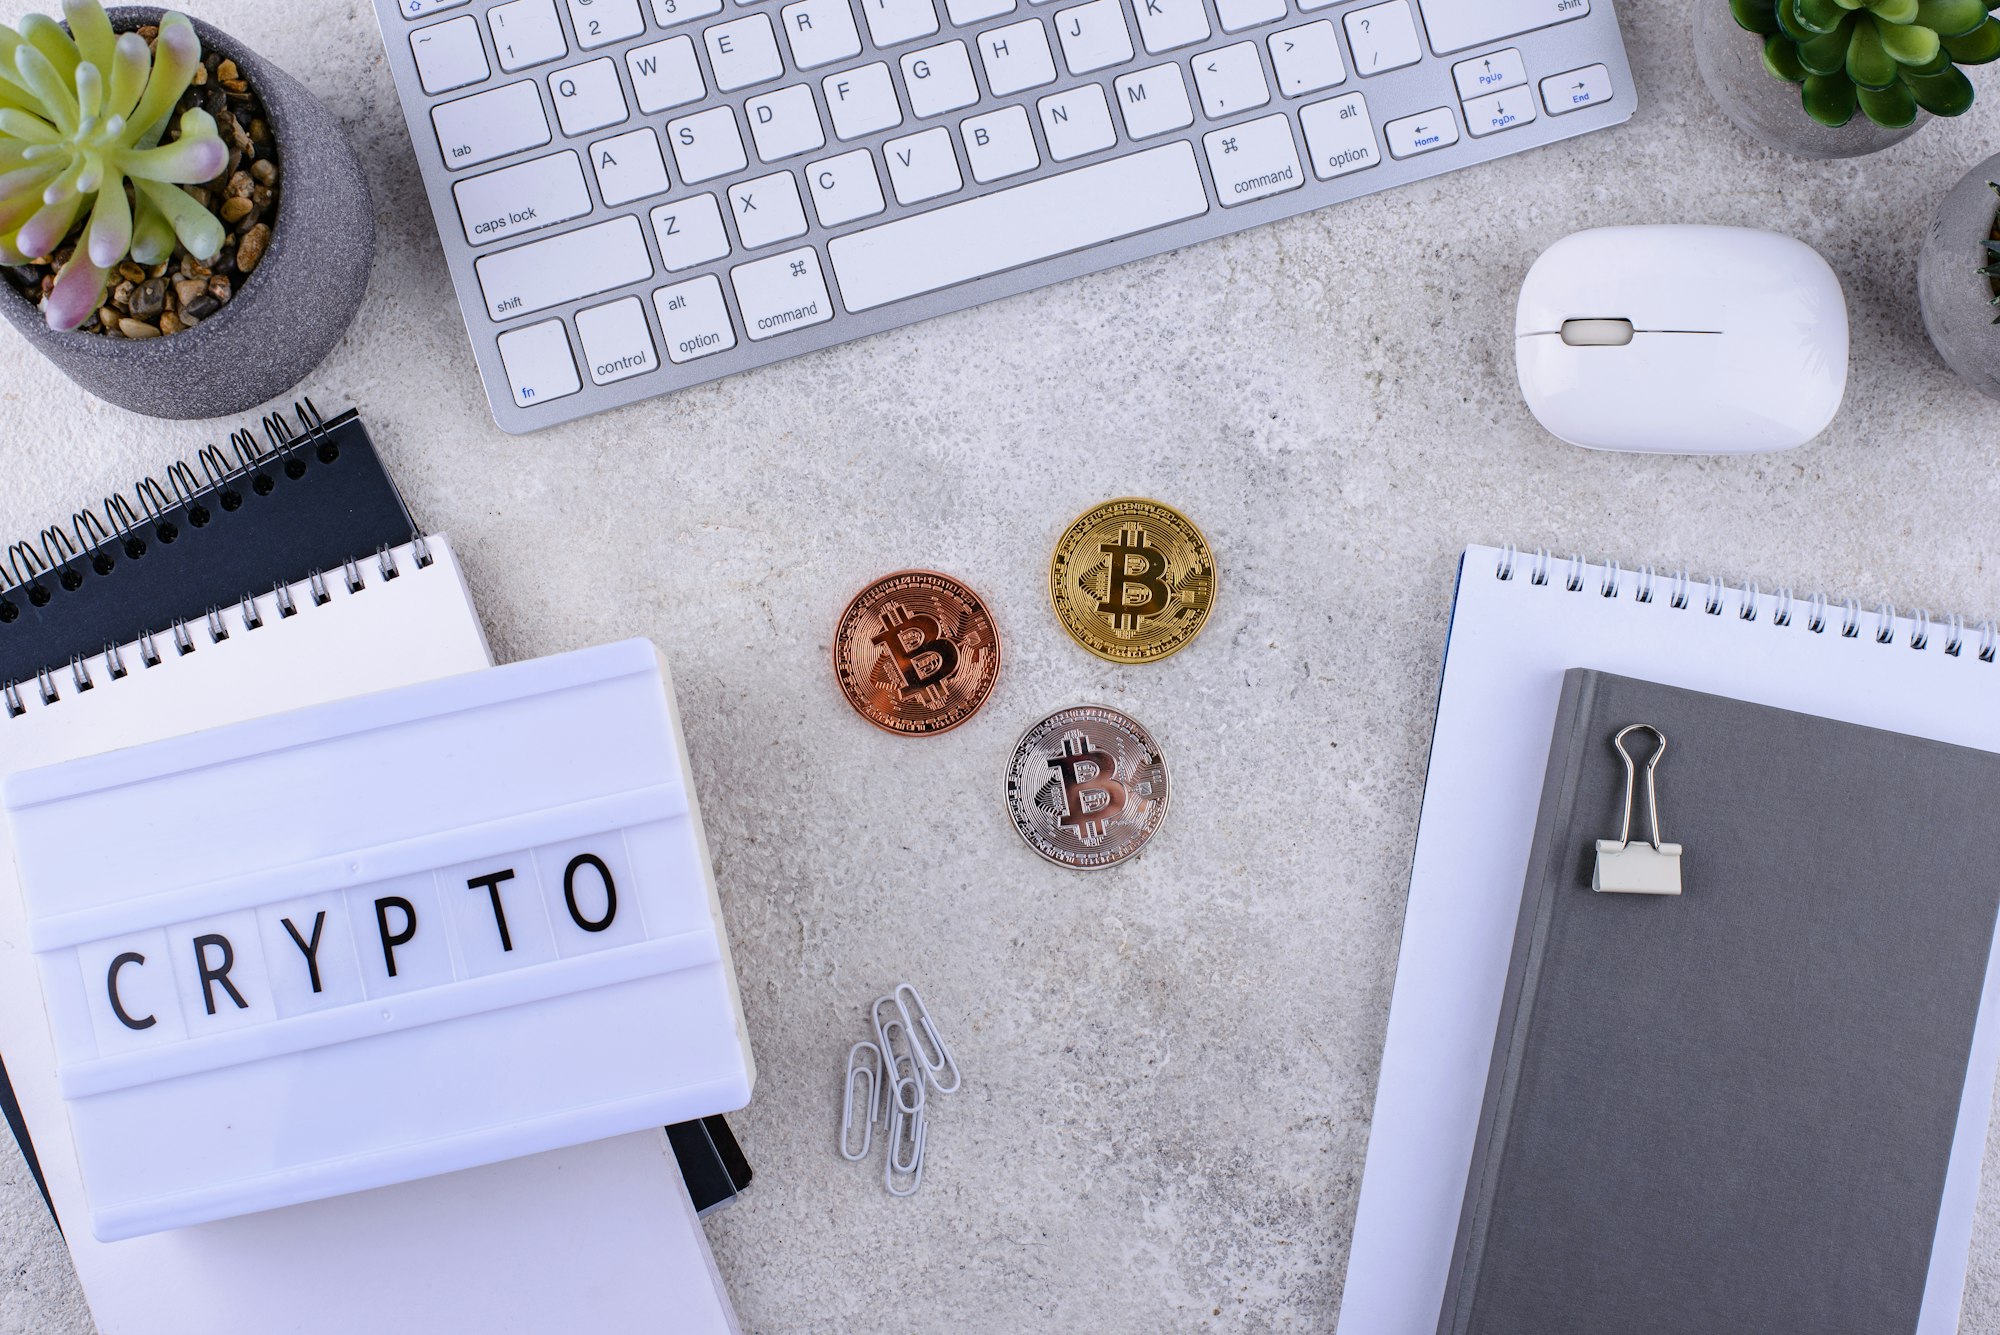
[[4, 0, 2000, 1331]]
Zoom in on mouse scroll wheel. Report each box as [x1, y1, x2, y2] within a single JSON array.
[[1559, 318, 1635, 347]]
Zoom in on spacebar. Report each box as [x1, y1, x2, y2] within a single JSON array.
[[827, 142, 1209, 313]]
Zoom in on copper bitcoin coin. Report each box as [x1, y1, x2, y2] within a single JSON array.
[[1049, 497, 1216, 664], [1003, 705, 1169, 869], [834, 570, 1000, 736]]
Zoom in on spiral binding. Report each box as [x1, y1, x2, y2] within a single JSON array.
[[1, 401, 435, 720], [1493, 544, 1998, 665]]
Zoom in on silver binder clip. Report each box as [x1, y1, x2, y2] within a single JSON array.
[[1593, 724, 1683, 896]]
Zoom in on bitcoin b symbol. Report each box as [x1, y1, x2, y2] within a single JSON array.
[[870, 604, 959, 699], [1097, 527, 1171, 632], [1048, 733, 1127, 842]]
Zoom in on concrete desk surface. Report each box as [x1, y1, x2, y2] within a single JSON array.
[[4, 0, 2000, 1329]]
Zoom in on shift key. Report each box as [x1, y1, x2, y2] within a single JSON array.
[[475, 215, 654, 320]]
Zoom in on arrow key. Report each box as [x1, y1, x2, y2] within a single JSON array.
[[1382, 105, 1460, 158], [1450, 47, 1526, 101], [1462, 86, 1536, 137], [1540, 63, 1614, 116]]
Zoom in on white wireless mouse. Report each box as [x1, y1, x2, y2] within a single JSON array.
[[1515, 225, 1848, 454]]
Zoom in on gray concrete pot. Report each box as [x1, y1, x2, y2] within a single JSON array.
[[1693, 3, 1926, 159], [1918, 153, 2000, 403], [0, 8, 374, 420]]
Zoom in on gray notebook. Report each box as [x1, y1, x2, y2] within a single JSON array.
[[1439, 668, 2000, 1335]]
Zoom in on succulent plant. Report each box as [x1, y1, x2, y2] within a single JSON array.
[[1731, 0, 2000, 128], [0, 3, 228, 330]]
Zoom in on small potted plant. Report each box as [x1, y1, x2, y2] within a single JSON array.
[[1694, 0, 2000, 159], [1918, 155, 2000, 401], [0, 3, 374, 419]]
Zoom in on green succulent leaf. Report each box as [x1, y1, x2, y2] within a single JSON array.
[[1879, 15, 1943, 58], [1801, 17, 1858, 69], [1848, 18, 1900, 84], [1734, 0, 1783, 33], [44, 243, 107, 329], [1915, 0, 1988, 34], [81, 169, 127, 266], [61, 2, 115, 76], [17, 15, 78, 86], [127, 188, 175, 266], [1777, 0, 1820, 41], [1857, 76, 1921, 119], [118, 109, 227, 183], [1942, 16, 2000, 59], [1765, 32, 1812, 77], [1797, 0, 1848, 32], [126, 14, 201, 148], [132, 176, 223, 261], [1869, 0, 1920, 21], [1903, 60, 1978, 110], [103, 33, 149, 123], [14, 46, 78, 136], [1802, 69, 1862, 119]]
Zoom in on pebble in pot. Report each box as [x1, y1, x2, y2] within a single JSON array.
[[0, 4, 374, 420], [1919, 155, 2000, 404]]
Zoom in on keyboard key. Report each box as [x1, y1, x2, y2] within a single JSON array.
[[668, 105, 749, 182], [399, 0, 471, 17], [903, 42, 979, 118], [962, 104, 1039, 181], [1462, 86, 1535, 137], [706, 14, 784, 91], [946, 0, 1014, 24], [1055, 0, 1132, 74], [1037, 85, 1115, 161], [651, 193, 733, 269], [650, 0, 722, 24], [1194, 41, 1268, 118], [1383, 105, 1458, 157], [591, 127, 671, 204], [1270, 21, 1345, 97], [476, 214, 654, 319], [1132, 0, 1207, 54], [575, 295, 659, 384], [1202, 112, 1300, 204], [549, 58, 630, 136], [748, 84, 826, 160], [1418, 0, 1587, 55], [829, 142, 1206, 310], [1345, 2, 1421, 74], [1541, 62, 1612, 115], [1299, 90, 1379, 176], [453, 150, 593, 245], [979, 19, 1056, 96], [806, 149, 886, 225], [490, 0, 567, 71], [732, 247, 834, 340], [567, 0, 646, 47], [433, 81, 551, 170], [1215, 0, 1284, 32], [1113, 62, 1193, 138], [883, 127, 962, 204], [729, 171, 810, 247], [824, 63, 903, 139], [628, 36, 706, 112], [654, 275, 738, 362], [1451, 47, 1526, 100], [410, 17, 489, 94], [497, 318, 582, 406], [861, 0, 940, 47], [782, 0, 863, 69]]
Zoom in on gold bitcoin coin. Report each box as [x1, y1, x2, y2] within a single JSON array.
[[1003, 705, 1169, 869], [1049, 498, 1215, 664], [834, 570, 1000, 736]]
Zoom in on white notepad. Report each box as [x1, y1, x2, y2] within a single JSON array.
[[1338, 545, 2000, 1335], [0, 538, 740, 1333]]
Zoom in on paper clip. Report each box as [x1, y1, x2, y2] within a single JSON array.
[[1592, 724, 1684, 896], [895, 982, 961, 1095], [886, 1101, 925, 1197], [840, 1041, 883, 1162], [873, 996, 927, 1114]]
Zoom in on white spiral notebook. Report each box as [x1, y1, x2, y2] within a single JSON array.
[[0, 535, 738, 1332], [1338, 544, 2000, 1335]]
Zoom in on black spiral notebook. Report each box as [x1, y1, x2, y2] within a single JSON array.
[[0, 402, 747, 1225]]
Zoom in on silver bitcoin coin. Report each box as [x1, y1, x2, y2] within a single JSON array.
[[1003, 705, 1169, 870]]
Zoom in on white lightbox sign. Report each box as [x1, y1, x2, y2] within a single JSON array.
[[4, 639, 754, 1241]]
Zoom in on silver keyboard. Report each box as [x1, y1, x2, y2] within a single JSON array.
[[374, 0, 1635, 433]]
